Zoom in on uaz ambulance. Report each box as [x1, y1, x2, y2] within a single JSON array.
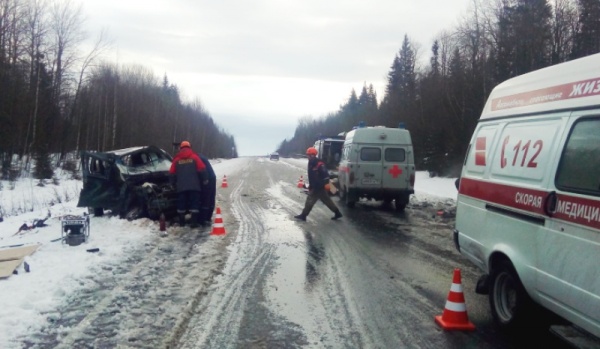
[[454, 53, 600, 345], [337, 124, 415, 212]]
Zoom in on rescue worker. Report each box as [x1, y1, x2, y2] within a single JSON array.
[[169, 141, 208, 228], [294, 147, 343, 221], [198, 153, 216, 226]]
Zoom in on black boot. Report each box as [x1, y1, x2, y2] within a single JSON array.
[[331, 211, 343, 220], [178, 213, 186, 227], [190, 212, 200, 228], [294, 214, 306, 221]]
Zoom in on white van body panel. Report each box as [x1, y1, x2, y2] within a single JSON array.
[[455, 53, 600, 339]]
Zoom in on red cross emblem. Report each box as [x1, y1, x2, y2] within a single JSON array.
[[388, 164, 402, 178]]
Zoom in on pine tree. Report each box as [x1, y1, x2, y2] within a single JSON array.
[[571, 0, 600, 58], [33, 144, 54, 180]]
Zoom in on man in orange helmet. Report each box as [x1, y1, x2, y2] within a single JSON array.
[[294, 147, 343, 221], [170, 141, 208, 228]]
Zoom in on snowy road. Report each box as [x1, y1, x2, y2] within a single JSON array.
[[9, 157, 570, 348], [175, 158, 570, 348]]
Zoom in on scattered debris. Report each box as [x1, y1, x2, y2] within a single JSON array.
[[13, 210, 51, 236], [0, 244, 40, 278]]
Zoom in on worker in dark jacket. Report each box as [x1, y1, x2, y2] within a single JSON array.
[[169, 141, 208, 228], [294, 147, 343, 221], [198, 154, 216, 226]]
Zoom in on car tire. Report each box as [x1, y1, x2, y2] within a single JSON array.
[[489, 260, 535, 331], [395, 201, 406, 212], [395, 195, 407, 212], [345, 189, 356, 208], [124, 206, 142, 221]]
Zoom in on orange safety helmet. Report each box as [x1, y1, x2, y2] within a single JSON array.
[[306, 147, 318, 156], [180, 140, 191, 148]]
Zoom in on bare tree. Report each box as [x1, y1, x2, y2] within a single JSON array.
[[48, 0, 84, 107], [71, 29, 110, 155], [22, 0, 48, 160], [550, 0, 577, 63]]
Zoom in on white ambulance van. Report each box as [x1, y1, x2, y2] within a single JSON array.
[[337, 124, 415, 211], [454, 53, 600, 345]]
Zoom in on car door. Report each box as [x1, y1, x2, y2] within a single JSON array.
[[538, 114, 600, 337], [77, 152, 121, 209], [356, 145, 382, 187]]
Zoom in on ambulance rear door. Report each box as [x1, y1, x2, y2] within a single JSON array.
[[355, 144, 382, 187], [381, 145, 410, 189]]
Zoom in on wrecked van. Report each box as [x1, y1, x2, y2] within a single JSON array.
[[77, 145, 177, 220]]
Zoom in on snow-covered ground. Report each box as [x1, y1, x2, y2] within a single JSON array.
[[0, 156, 457, 348]]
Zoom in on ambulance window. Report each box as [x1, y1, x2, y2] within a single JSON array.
[[385, 148, 405, 162], [555, 118, 600, 195], [360, 147, 381, 161]]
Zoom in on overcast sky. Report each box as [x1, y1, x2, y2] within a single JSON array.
[[77, 0, 471, 156]]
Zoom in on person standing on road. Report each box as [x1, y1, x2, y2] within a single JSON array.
[[198, 153, 216, 226], [294, 147, 343, 221], [169, 141, 208, 228]]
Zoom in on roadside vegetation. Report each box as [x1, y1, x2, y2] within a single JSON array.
[[276, 0, 600, 177], [1, 1, 599, 181], [0, 0, 238, 185]]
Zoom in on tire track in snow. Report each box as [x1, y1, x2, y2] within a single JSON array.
[[176, 165, 279, 348]]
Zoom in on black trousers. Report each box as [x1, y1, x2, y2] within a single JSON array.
[[200, 179, 216, 222]]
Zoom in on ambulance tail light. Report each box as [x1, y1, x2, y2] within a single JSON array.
[[410, 172, 415, 187]]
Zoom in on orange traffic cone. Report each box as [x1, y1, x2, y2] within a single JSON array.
[[210, 207, 226, 235], [297, 176, 304, 188], [435, 268, 476, 331], [221, 175, 228, 188]]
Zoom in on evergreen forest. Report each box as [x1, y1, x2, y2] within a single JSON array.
[[1, 0, 599, 180], [276, 0, 600, 176], [0, 0, 238, 179]]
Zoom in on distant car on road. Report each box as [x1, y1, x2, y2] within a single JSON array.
[[269, 152, 280, 161]]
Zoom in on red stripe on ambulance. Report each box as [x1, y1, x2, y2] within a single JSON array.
[[460, 177, 600, 230], [491, 77, 600, 111], [474, 137, 486, 166]]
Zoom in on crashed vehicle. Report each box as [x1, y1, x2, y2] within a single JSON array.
[[77, 145, 177, 220]]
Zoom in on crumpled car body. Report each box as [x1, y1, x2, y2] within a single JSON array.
[[77, 145, 177, 220]]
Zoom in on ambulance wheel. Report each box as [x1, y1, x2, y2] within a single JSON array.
[[395, 202, 406, 212], [344, 189, 356, 208], [489, 260, 535, 331], [394, 195, 407, 212]]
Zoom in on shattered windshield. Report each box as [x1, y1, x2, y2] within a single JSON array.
[[116, 149, 172, 176]]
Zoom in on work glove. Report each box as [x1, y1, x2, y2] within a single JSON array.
[[324, 183, 331, 192]]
